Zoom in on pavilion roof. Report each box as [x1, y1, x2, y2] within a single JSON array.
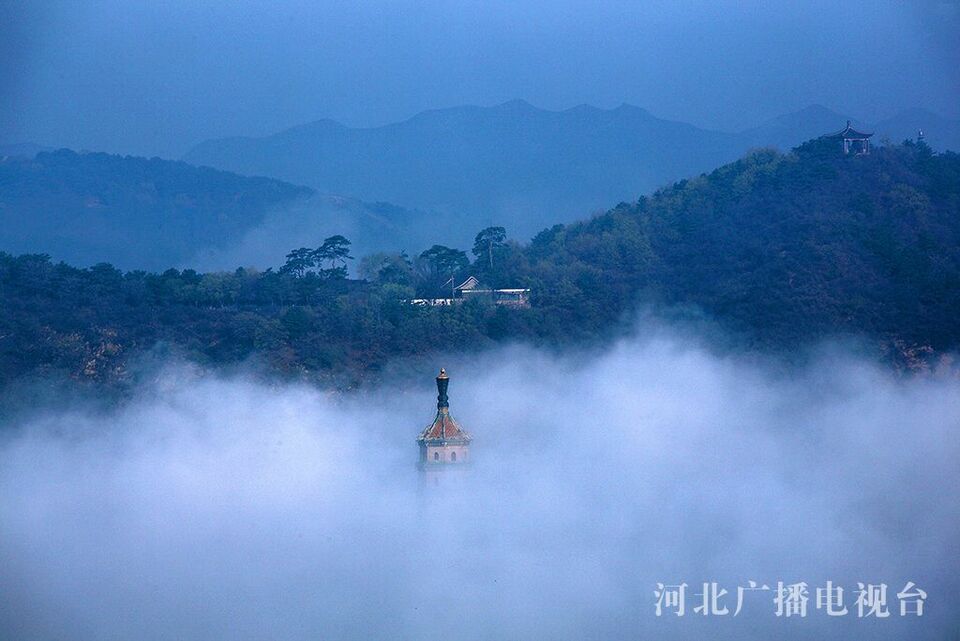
[[824, 121, 873, 139]]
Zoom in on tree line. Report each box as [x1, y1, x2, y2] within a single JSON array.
[[1, 140, 957, 393]]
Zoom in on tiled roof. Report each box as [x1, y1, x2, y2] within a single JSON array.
[[824, 121, 873, 139], [418, 367, 472, 444], [418, 410, 471, 443]]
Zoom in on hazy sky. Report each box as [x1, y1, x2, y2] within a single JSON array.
[[2, 0, 958, 158], [1, 328, 957, 640]]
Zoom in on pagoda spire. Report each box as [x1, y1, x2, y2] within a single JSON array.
[[436, 368, 449, 413], [417, 367, 472, 476]]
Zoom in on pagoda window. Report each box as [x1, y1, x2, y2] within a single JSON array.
[[433, 452, 439, 461], [451, 451, 457, 462]]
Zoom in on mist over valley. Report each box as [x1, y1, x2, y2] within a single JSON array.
[[2, 330, 957, 640]]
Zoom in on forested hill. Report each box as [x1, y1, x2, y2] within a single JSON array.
[[519, 139, 960, 353], [0, 149, 312, 270], [1, 141, 957, 392], [0, 149, 446, 272]]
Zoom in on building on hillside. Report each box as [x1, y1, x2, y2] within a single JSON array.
[[417, 368, 471, 483], [823, 121, 873, 155], [407, 297, 458, 307], [454, 276, 530, 307], [408, 276, 530, 307]]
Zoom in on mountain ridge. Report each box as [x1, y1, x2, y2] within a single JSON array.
[[0, 149, 434, 271], [184, 100, 959, 248], [183, 99, 745, 244]]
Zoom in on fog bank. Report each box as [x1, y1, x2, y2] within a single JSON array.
[[1, 333, 957, 640]]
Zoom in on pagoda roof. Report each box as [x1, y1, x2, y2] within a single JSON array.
[[418, 409, 471, 443], [824, 121, 873, 139]]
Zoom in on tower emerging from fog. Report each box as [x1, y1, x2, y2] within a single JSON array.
[[418, 368, 471, 479]]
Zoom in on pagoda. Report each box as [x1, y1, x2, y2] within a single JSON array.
[[417, 369, 471, 476], [824, 120, 873, 155]]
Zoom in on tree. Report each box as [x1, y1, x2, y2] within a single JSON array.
[[198, 272, 241, 307], [419, 245, 469, 294], [359, 251, 414, 286], [472, 226, 507, 270], [314, 235, 353, 269], [310, 235, 353, 281], [279, 248, 315, 278]]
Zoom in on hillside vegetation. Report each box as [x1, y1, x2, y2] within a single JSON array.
[[0, 150, 438, 271], [185, 100, 960, 247], [2, 140, 957, 392], [518, 139, 959, 352], [0, 150, 312, 270]]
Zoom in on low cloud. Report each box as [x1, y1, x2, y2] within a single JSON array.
[[186, 195, 437, 273], [1, 330, 957, 640]]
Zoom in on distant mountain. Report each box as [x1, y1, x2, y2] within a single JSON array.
[[872, 108, 960, 150], [0, 149, 431, 271], [185, 100, 956, 247], [0, 142, 52, 159], [740, 104, 859, 150], [7, 104, 955, 273], [185, 100, 745, 244]]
